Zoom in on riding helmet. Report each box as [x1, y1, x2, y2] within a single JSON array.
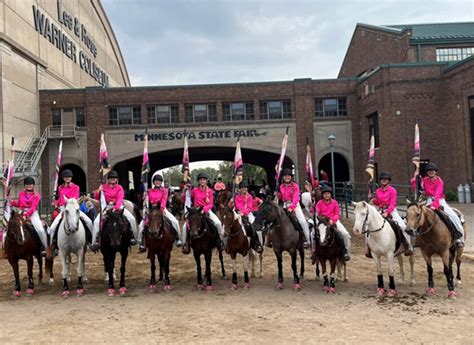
[[61, 169, 73, 178], [152, 174, 163, 182], [197, 173, 208, 181], [108, 170, 119, 179], [321, 185, 333, 196], [425, 162, 438, 172], [24, 176, 35, 185], [379, 171, 392, 181], [239, 181, 249, 189], [282, 168, 292, 177]]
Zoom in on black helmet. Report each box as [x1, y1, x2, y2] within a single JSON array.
[[108, 170, 119, 179], [61, 169, 73, 178], [425, 162, 438, 172], [152, 174, 163, 182], [321, 185, 333, 195], [379, 171, 392, 181], [282, 168, 292, 177], [24, 176, 35, 185], [239, 181, 249, 189], [197, 173, 208, 181]]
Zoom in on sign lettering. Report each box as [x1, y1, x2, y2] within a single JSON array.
[[134, 129, 268, 142]]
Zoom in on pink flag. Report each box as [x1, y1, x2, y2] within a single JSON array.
[[275, 127, 289, 184], [234, 139, 244, 185], [52, 140, 63, 205], [305, 139, 314, 184], [413, 123, 420, 164]]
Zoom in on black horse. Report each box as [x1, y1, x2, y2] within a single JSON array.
[[100, 209, 131, 296]]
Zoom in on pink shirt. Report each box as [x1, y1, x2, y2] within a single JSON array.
[[278, 182, 300, 210], [11, 190, 41, 217], [191, 186, 214, 213], [252, 197, 262, 212], [214, 182, 226, 191], [148, 187, 168, 210], [316, 199, 340, 223], [411, 176, 445, 208], [235, 193, 253, 216], [94, 183, 124, 210], [372, 185, 397, 215], [55, 183, 80, 207]]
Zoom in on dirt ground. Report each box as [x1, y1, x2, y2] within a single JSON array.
[[1, 219, 473, 344]]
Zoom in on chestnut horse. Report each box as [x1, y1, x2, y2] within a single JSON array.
[[4, 211, 43, 297], [406, 203, 464, 299], [146, 207, 174, 292], [221, 206, 251, 289]]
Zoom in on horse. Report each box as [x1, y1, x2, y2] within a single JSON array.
[[314, 218, 346, 293], [4, 211, 43, 297], [186, 206, 224, 291], [253, 198, 301, 290], [221, 206, 251, 289], [353, 201, 415, 297], [100, 209, 131, 296], [169, 192, 184, 220], [146, 207, 174, 292], [216, 190, 232, 219], [57, 198, 87, 297], [406, 202, 465, 299]]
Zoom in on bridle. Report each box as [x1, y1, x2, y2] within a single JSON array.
[[407, 203, 434, 236], [63, 207, 80, 235], [360, 206, 386, 235]]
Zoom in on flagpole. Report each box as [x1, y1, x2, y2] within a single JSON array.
[[274, 126, 289, 196], [2, 137, 15, 226], [413, 122, 422, 201], [141, 128, 150, 224], [52, 140, 63, 206], [365, 131, 375, 201]]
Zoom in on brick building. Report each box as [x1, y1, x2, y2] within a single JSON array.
[[39, 22, 474, 195]]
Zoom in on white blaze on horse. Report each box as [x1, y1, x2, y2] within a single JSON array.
[[57, 197, 87, 297], [352, 201, 415, 297]]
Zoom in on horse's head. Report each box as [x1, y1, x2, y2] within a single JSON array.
[[406, 201, 426, 236], [63, 198, 81, 234], [7, 210, 28, 245], [253, 197, 278, 233], [186, 206, 205, 240], [104, 209, 128, 249], [316, 217, 334, 246], [221, 206, 240, 236], [352, 201, 370, 237], [148, 207, 164, 238]]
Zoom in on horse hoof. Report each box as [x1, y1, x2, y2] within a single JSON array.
[[62, 290, 70, 298], [322, 286, 329, 293], [448, 291, 457, 299], [376, 288, 385, 296], [14, 291, 21, 297], [293, 283, 301, 291], [119, 287, 127, 296], [107, 288, 115, 297], [205, 285, 214, 292], [148, 284, 157, 292], [83, 277, 89, 284], [76, 289, 84, 296], [49, 278, 55, 285], [196, 284, 204, 290], [455, 280, 462, 289], [231, 283, 238, 290], [164, 285, 173, 292], [387, 289, 397, 297], [243, 283, 250, 289], [328, 287, 336, 294], [26, 289, 34, 296], [276, 283, 283, 290], [426, 288, 436, 295]]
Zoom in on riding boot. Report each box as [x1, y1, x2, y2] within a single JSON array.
[[182, 242, 190, 254], [365, 245, 372, 259]]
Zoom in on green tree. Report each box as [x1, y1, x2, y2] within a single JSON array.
[[161, 166, 183, 186], [217, 161, 267, 186]]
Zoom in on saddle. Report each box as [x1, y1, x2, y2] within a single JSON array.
[[434, 209, 462, 241], [285, 210, 303, 234], [385, 217, 403, 254]]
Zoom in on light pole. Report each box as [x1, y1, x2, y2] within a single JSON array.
[[328, 134, 336, 196]]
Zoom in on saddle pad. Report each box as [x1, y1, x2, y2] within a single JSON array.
[[385, 218, 402, 254], [434, 209, 461, 240]]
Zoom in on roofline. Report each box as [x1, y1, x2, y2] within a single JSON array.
[[356, 62, 448, 84], [409, 37, 474, 45], [443, 54, 474, 73], [387, 21, 474, 27]]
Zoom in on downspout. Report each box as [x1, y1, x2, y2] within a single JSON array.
[[417, 44, 422, 62]]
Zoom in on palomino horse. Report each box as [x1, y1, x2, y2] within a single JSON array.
[[100, 209, 131, 296], [4, 211, 43, 296], [314, 218, 345, 293], [57, 198, 87, 297], [221, 206, 251, 289], [353, 201, 415, 297], [406, 203, 464, 299], [186, 206, 224, 290], [254, 198, 301, 290], [146, 207, 174, 292]]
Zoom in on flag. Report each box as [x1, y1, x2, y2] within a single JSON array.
[[365, 132, 375, 200], [141, 130, 150, 221], [52, 140, 63, 205], [305, 138, 314, 184], [413, 123, 420, 165], [275, 127, 289, 186], [99, 133, 109, 209], [233, 139, 244, 185], [3, 137, 15, 226], [182, 133, 192, 211]]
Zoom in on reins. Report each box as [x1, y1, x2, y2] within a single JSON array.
[[361, 207, 386, 235]]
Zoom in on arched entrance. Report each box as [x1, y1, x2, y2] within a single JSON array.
[[318, 152, 350, 183], [59, 164, 87, 193]]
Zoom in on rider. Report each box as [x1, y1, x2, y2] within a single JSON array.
[[49, 169, 93, 245], [250, 191, 263, 212], [181, 173, 225, 254], [315, 185, 352, 261], [138, 172, 182, 252], [91, 170, 138, 250], [371, 171, 413, 256], [235, 181, 263, 252], [10, 176, 47, 255], [213, 177, 226, 192], [411, 162, 465, 247]]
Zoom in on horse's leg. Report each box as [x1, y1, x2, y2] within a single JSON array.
[[60, 250, 70, 296], [315, 259, 320, 280], [37, 254, 43, 284], [164, 250, 171, 290], [194, 252, 203, 289], [26, 256, 34, 295], [205, 250, 213, 290], [243, 254, 250, 289], [329, 259, 337, 293], [219, 248, 226, 278], [46, 256, 54, 284], [321, 260, 329, 292], [387, 251, 397, 297], [409, 252, 416, 286], [441, 250, 456, 299], [158, 257, 163, 282], [67, 253, 72, 282], [298, 246, 305, 279], [397, 255, 405, 284], [421, 251, 436, 295], [249, 250, 255, 278], [231, 253, 238, 290], [119, 249, 128, 295], [10, 259, 21, 296], [76, 248, 85, 296], [149, 253, 157, 290], [259, 252, 263, 279], [106, 253, 116, 295], [291, 251, 300, 290], [372, 254, 385, 296], [455, 247, 463, 288], [275, 250, 283, 289]]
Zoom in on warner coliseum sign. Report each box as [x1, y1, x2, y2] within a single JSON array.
[[32, 2, 109, 87]]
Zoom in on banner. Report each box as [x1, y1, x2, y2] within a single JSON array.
[[305, 138, 314, 184], [275, 127, 289, 189], [52, 140, 63, 205], [233, 139, 244, 186], [365, 133, 375, 200]]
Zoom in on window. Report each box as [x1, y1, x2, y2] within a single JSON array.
[[436, 47, 474, 62], [222, 102, 254, 121], [109, 106, 141, 126], [146, 105, 179, 124], [315, 98, 348, 117], [147, 106, 156, 124], [368, 112, 380, 148], [184, 104, 216, 123], [259, 100, 291, 120], [75, 108, 85, 127], [52, 109, 61, 126]]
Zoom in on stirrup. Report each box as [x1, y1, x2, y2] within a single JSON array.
[[182, 243, 190, 254], [138, 245, 146, 253]]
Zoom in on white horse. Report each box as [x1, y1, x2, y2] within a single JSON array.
[[57, 198, 87, 297], [352, 201, 415, 297]]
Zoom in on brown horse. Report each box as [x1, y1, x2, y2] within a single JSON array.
[[314, 217, 345, 293], [169, 192, 184, 220], [216, 190, 232, 218], [145, 207, 174, 292], [221, 206, 251, 289], [406, 203, 464, 299], [4, 211, 43, 297]]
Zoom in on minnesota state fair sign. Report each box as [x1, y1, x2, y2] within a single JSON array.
[[32, 2, 109, 87], [134, 129, 268, 141]]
